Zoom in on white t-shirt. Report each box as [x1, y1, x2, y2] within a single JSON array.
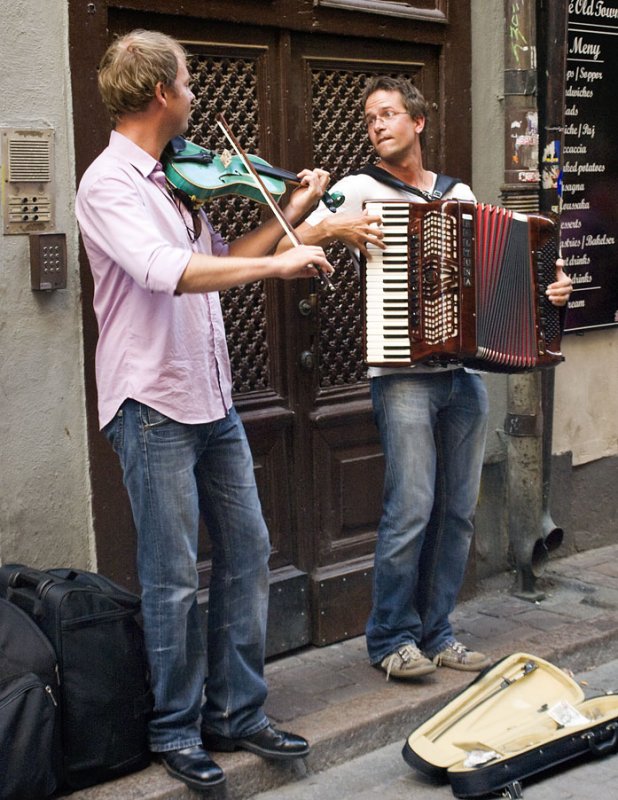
[[305, 171, 476, 377]]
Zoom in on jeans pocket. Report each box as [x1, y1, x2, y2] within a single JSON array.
[[142, 406, 172, 431], [141, 406, 190, 446]]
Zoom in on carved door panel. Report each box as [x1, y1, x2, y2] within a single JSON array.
[[69, 2, 471, 656], [285, 35, 442, 646]]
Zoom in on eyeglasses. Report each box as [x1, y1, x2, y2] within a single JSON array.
[[365, 110, 409, 128]]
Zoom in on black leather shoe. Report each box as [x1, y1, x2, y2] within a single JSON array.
[[159, 745, 226, 792], [202, 723, 310, 760]]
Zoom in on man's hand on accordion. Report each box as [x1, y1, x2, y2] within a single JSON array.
[[546, 259, 572, 307], [317, 210, 385, 257], [282, 209, 384, 258]]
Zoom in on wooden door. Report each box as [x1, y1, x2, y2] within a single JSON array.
[[68, 0, 471, 656]]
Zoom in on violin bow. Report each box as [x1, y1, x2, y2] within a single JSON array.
[[215, 113, 334, 292]]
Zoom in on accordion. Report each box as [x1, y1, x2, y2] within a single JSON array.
[[361, 199, 564, 372]]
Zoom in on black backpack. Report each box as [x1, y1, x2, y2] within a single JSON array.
[[0, 597, 61, 800], [0, 566, 152, 791]]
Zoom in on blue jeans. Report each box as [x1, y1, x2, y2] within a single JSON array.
[[104, 400, 270, 752], [366, 370, 489, 663]]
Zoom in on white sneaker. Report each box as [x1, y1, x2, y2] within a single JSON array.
[[379, 643, 437, 680], [432, 640, 491, 672]]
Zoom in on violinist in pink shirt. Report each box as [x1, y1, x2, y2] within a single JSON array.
[[76, 28, 332, 794]]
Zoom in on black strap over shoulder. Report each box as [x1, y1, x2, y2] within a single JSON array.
[[351, 163, 461, 201]]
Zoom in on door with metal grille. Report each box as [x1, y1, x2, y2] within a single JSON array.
[[69, 1, 471, 655]]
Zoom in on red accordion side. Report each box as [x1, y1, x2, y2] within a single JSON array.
[[361, 199, 564, 372]]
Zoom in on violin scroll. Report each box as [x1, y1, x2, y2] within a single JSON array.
[[322, 190, 345, 213]]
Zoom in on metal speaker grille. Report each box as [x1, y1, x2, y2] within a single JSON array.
[[311, 69, 378, 388], [187, 54, 269, 395], [8, 139, 52, 182]]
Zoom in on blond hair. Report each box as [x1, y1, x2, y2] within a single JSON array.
[[98, 29, 187, 123]]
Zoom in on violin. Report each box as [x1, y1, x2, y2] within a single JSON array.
[[163, 136, 344, 213]]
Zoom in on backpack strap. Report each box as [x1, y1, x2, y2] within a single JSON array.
[[351, 163, 461, 201]]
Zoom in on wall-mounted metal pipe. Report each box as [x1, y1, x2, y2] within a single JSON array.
[[502, 0, 567, 599]]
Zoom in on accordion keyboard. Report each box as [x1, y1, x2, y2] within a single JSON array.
[[364, 201, 412, 364]]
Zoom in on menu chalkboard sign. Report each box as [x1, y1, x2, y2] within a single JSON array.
[[562, 1, 618, 332]]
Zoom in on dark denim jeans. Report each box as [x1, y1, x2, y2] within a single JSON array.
[[104, 400, 270, 752], [366, 370, 489, 663]]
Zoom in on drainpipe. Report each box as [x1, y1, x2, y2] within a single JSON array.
[[501, 0, 566, 599]]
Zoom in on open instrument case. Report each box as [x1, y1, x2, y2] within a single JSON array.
[[402, 653, 618, 798]]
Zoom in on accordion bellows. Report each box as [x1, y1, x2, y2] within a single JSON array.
[[361, 200, 564, 372]]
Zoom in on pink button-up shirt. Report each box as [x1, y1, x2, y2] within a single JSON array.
[[76, 131, 233, 428]]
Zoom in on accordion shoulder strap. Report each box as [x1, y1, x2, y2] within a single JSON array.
[[351, 163, 461, 201]]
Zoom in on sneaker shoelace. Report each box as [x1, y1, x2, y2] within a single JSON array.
[[446, 641, 469, 661], [384, 644, 420, 680]]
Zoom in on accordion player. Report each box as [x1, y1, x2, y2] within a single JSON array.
[[360, 199, 564, 372]]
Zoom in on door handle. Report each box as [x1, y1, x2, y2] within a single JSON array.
[[298, 297, 315, 317], [299, 350, 315, 371]]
